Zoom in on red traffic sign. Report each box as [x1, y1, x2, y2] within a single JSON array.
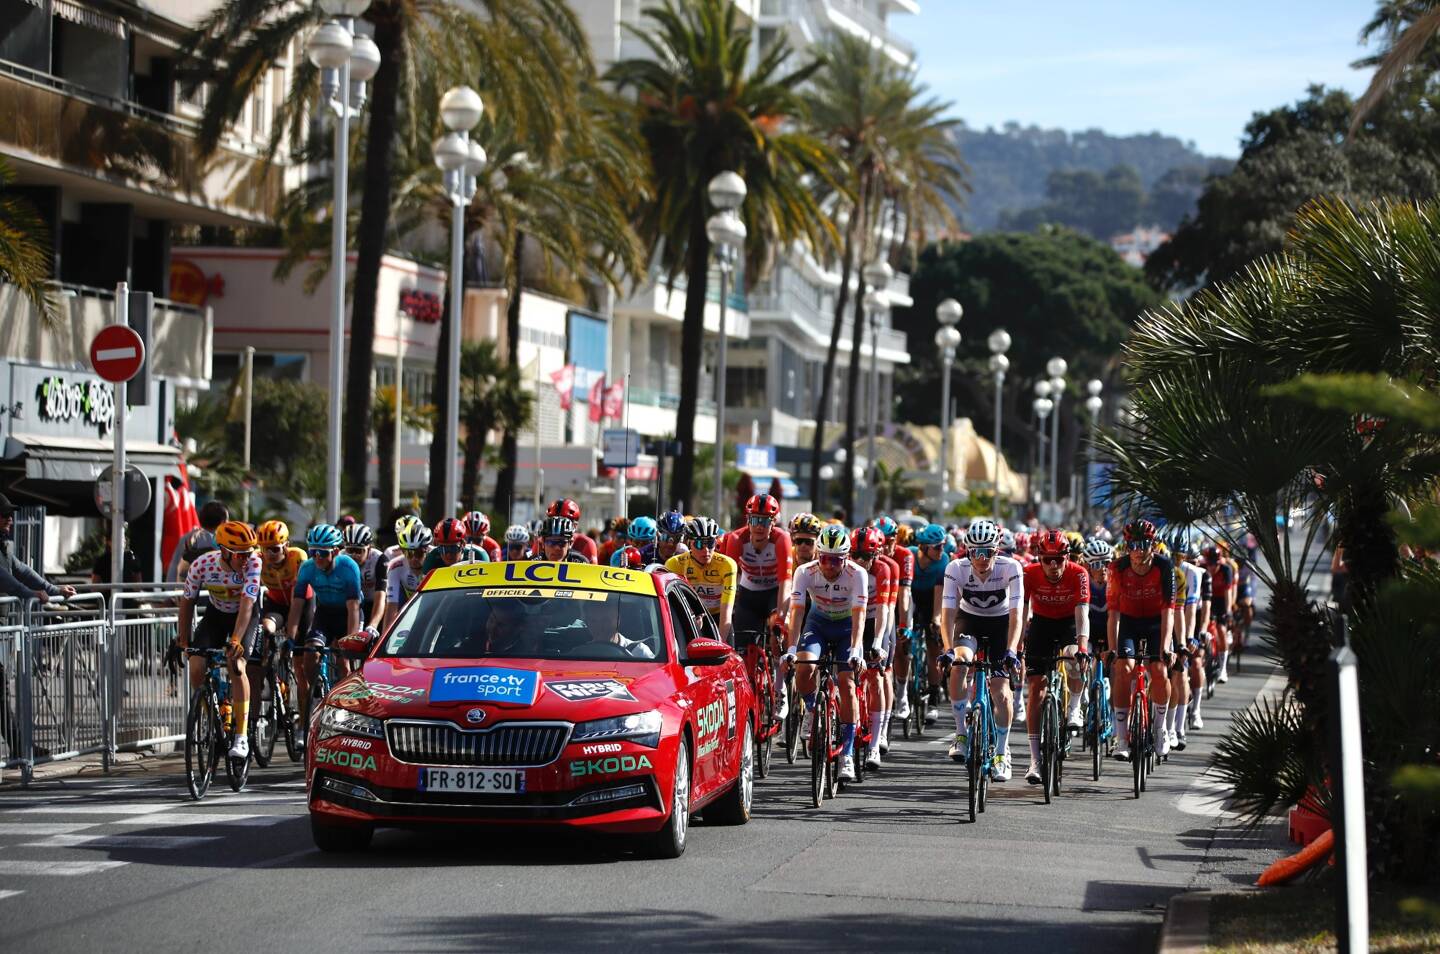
[[89, 325, 146, 384]]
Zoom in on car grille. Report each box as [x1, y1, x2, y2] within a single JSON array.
[[386, 720, 570, 767]]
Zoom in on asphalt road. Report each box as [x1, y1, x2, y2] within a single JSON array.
[[0, 650, 1288, 954]]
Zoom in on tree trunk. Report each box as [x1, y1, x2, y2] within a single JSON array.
[[492, 230, 525, 520], [376, 402, 396, 515], [461, 420, 485, 512], [808, 194, 862, 510], [340, 11, 406, 508], [841, 272, 866, 523], [669, 209, 711, 513], [423, 275, 454, 525]]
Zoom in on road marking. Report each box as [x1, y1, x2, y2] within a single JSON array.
[[108, 813, 296, 827], [0, 823, 97, 836], [23, 833, 224, 850], [0, 890, 23, 901], [0, 861, 128, 876], [9, 803, 175, 816]]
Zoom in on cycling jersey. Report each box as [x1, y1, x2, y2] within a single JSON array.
[[909, 548, 948, 596], [718, 528, 793, 591], [421, 544, 488, 573], [261, 546, 306, 605], [1107, 556, 1175, 618], [1180, 562, 1206, 607], [477, 536, 501, 562], [295, 554, 363, 610], [386, 554, 423, 607], [183, 549, 263, 613], [941, 555, 1024, 618], [1023, 561, 1089, 619], [354, 548, 388, 596], [887, 546, 915, 586], [665, 551, 737, 617], [791, 560, 869, 621], [1207, 559, 1235, 596], [865, 557, 896, 622], [571, 534, 599, 563]]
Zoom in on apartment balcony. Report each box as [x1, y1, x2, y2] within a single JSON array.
[[759, 0, 915, 62], [749, 261, 910, 364]]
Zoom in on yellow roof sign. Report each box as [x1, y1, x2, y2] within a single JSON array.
[[421, 561, 657, 596]]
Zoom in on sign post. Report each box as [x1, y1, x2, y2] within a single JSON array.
[[90, 286, 147, 598]]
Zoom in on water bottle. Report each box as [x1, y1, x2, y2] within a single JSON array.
[[217, 669, 232, 731]]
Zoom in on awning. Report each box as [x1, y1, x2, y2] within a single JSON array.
[[738, 466, 802, 500], [3, 433, 180, 483], [53, 0, 127, 38]]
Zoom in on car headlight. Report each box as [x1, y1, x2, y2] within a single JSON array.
[[572, 710, 662, 748], [317, 705, 385, 742]]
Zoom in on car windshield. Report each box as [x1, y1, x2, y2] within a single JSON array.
[[379, 588, 667, 663]]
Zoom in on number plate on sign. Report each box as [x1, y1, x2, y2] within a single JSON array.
[[418, 767, 525, 794]]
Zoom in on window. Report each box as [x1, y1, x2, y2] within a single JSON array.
[[678, 587, 721, 644], [667, 589, 699, 649], [211, 352, 306, 390], [251, 71, 269, 141], [568, 310, 608, 379]]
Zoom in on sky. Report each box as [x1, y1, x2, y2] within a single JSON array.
[[888, 1, 1381, 157]]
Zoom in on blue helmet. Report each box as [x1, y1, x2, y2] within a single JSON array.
[[915, 523, 946, 547], [306, 523, 343, 549], [874, 515, 899, 538], [657, 510, 686, 538], [628, 515, 658, 543]]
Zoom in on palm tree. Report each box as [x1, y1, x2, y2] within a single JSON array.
[[0, 157, 60, 327], [182, 0, 587, 505], [608, 0, 839, 511], [1351, 1, 1440, 131], [457, 340, 533, 511], [371, 383, 434, 514], [801, 31, 965, 514]]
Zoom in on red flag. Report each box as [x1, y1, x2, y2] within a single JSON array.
[[588, 373, 606, 424], [550, 364, 575, 411], [602, 380, 625, 420], [161, 460, 200, 569]]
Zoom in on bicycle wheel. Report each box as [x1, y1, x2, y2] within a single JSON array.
[[279, 659, 301, 762], [809, 684, 828, 808], [184, 686, 217, 801], [753, 657, 773, 780], [1090, 681, 1103, 781], [1130, 707, 1145, 799], [965, 709, 980, 823], [976, 687, 992, 814], [784, 681, 802, 766], [1040, 696, 1055, 805], [253, 668, 278, 768], [824, 688, 841, 801]]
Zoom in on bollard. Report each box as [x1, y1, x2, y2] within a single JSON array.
[[1328, 637, 1368, 954]]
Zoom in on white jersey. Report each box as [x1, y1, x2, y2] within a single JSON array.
[[183, 549, 263, 614], [386, 554, 423, 608], [941, 555, 1024, 618], [791, 560, 869, 622]]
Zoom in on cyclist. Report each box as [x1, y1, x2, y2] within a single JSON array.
[[464, 511, 502, 562], [384, 514, 422, 563], [546, 499, 599, 563], [784, 524, 868, 783], [910, 523, 950, 725], [628, 516, 660, 564], [1235, 546, 1256, 657], [1202, 544, 1235, 684], [788, 513, 824, 579], [342, 523, 388, 631], [939, 518, 1025, 781], [666, 517, 736, 642], [876, 517, 915, 732], [1107, 519, 1176, 760], [178, 520, 263, 759], [597, 517, 628, 566], [1170, 538, 1208, 751], [850, 527, 895, 769], [1019, 530, 1090, 784], [656, 510, 689, 561], [421, 516, 488, 572], [720, 494, 794, 713], [257, 519, 307, 653], [537, 516, 592, 563], [384, 521, 432, 628], [1184, 542, 1213, 731], [285, 524, 362, 730], [501, 524, 532, 562], [1082, 536, 1112, 648]]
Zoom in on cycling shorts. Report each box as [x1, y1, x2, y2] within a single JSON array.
[[799, 612, 853, 660], [1025, 615, 1078, 676], [954, 610, 1009, 664], [304, 605, 350, 647], [733, 585, 778, 638], [191, 607, 260, 655], [1117, 614, 1166, 661], [911, 591, 935, 632], [862, 618, 893, 666]]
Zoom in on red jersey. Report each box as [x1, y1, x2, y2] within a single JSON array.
[[1107, 556, 1176, 618], [1023, 561, 1090, 620], [719, 528, 793, 591], [887, 546, 915, 585], [864, 558, 895, 620], [1206, 558, 1235, 596], [571, 533, 599, 564], [876, 554, 900, 605], [478, 536, 501, 562]]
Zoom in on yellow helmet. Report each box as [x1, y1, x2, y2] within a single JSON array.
[[256, 520, 290, 549], [215, 521, 258, 552]]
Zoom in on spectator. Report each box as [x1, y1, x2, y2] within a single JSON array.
[[166, 500, 227, 583]]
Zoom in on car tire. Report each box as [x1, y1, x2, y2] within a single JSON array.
[[641, 738, 691, 859], [708, 719, 754, 826], [310, 815, 374, 853]]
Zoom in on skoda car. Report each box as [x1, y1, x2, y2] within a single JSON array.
[[305, 561, 757, 858]]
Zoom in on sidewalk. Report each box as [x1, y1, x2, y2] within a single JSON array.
[[1, 749, 186, 789]]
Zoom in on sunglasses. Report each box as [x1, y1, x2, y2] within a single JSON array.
[[263, 545, 286, 556], [403, 548, 427, 558], [923, 543, 943, 551], [436, 544, 461, 555], [1040, 556, 1066, 566], [344, 546, 368, 556], [853, 552, 875, 562], [970, 548, 996, 560], [747, 516, 773, 526], [307, 548, 335, 558], [793, 537, 817, 547], [692, 538, 716, 550], [819, 555, 845, 566], [224, 546, 255, 558], [542, 537, 569, 547]]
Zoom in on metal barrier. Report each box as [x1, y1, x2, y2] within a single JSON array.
[[110, 586, 187, 756], [16, 592, 109, 781]]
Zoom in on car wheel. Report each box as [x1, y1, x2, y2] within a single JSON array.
[[641, 738, 691, 859], [310, 815, 374, 853], [708, 719, 754, 826]]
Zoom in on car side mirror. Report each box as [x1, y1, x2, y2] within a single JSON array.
[[336, 631, 375, 658], [683, 638, 733, 666]]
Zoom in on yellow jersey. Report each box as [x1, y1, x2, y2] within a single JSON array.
[[665, 552, 737, 617], [261, 546, 306, 605]]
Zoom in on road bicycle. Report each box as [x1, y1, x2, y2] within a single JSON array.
[[1035, 654, 1076, 804], [793, 647, 864, 807], [943, 653, 1002, 823], [1124, 649, 1159, 799], [291, 641, 340, 744], [781, 665, 803, 765], [1080, 651, 1114, 781], [1202, 620, 1222, 700], [737, 628, 779, 780], [249, 632, 299, 767], [183, 648, 250, 799], [900, 625, 929, 740]]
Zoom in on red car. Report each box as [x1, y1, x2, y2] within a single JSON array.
[[306, 561, 757, 858]]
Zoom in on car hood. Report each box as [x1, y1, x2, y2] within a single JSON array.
[[327, 657, 677, 721]]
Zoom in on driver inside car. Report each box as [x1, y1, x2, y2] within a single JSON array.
[[481, 598, 535, 657], [578, 597, 655, 660]]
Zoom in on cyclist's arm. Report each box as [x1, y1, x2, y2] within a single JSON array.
[[229, 598, 256, 658], [719, 560, 736, 644], [1183, 601, 1197, 645], [1107, 607, 1119, 654], [177, 597, 195, 648], [774, 534, 793, 617], [1005, 567, 1024, 653], [346, 598, 361, 636], [849, 605, 866, 654], [1073, 603, 1090, 654], [285, 586, 307, 641], [939, 564, 959, 649]]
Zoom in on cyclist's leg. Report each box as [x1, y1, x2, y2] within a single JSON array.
[[794, 616, 831, 724], [1187, 639, 1206, 727], [1022, 624, 1051, 773], [1112, 618, 1139, 754], [188, 610, 232, 690], [1147, 633, 1171, 754], [949, 635, 978, 740]]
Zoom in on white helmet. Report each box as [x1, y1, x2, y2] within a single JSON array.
[[964, 518, 1001, 549], [1083, 537, 1113, 562], [815, 525, 851, 556], [503, 524, 530, 545], [999, 528, 1016, 552]]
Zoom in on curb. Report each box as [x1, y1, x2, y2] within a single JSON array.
[[1157, 889, 1214, 954], [1, 749, 184, 790]]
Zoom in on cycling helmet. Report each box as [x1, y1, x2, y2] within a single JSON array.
[[305, 523, 343, 549], [874, 515, 899, 539], [915, 523, 946, 547], [342, 523, 374, 548], [1154, 541, 1170, 558], [433, 517, 468, 546], [896, 525, 914, 546], [1082, 537, 1113, 563], [789, 512, 824, 537], [1183, 539, 1201, 560], [256, 520, 290, 549], [397, 522, 433, 550], [503, 524, 531, 545], [658, 510, 687, 538], [540, 516, 576, 540], [851, 527, 885, 556], [685, 517, 722, 543], [464, 511, 490, 539], [816, 524, 851, 556], [610, 545, 645, 569], [547, 498, 582, 522], [216, 521, 258, 551], [1034, 529, 1069, 558], [1122, 519, 1158, 547], [1013, 531, 1031, 552], [999, 528, 1017, 552], [394, 514, 422, 538], [628, 515, 658, 543], [964, 518, 1001, 549], [744, 493, 781, 518]]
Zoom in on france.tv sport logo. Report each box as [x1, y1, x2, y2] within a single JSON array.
[[431, 667, 540, 704]]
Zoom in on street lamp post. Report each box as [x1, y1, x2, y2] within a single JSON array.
[[434, 85, 486, 516], [308, 1, 380, 519], [935, 299, 962, 501], [987, 328, 1011, 521], [1046, 356, 1068, 507], [861, 260, 891, 519], [706, 172, 747, 520], [1032, 395, 1054, 506], [1084, 379, 1103, 526]]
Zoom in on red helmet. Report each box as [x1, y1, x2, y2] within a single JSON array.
[[1013, 531, 1031, 552], [611, 545, 645, 569], [547, 498, 581, 521], [434, 517, 468, 546], [851, 527, 885, 555], [1123, 519, 1158, 547], [745, 494, 781, 518], [464, 510, 490, 538], [1034, 529, 1069, 558]]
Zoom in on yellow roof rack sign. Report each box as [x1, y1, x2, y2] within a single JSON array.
[[422, 561, 657, 596]]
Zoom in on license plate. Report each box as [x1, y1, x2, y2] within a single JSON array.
[[417, 767, 525, 794]]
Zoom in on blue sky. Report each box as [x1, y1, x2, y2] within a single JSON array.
[[889, 1, 1379, 157]]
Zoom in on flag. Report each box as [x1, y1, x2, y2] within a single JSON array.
[[588, 374, 606, 424], [550, 364, 575, 411], [602, 379, 625, 420], [161, 460, 200, 569]]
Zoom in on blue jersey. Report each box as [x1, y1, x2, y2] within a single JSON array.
[[296, 553, 363, 609], [1089, 576, 1109, 616], [909, 547, 949, 596]]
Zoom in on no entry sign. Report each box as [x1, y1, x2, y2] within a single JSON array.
[[89, 325, 146, 384]]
